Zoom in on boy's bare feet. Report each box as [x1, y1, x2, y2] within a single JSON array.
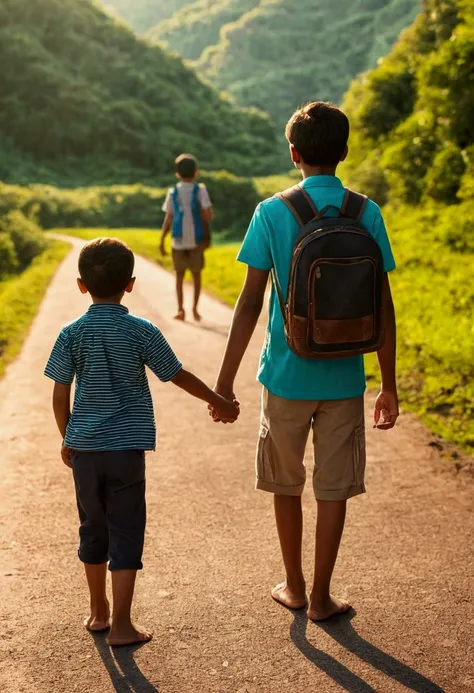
[[84, 601, 110, 632], [193, 309, 202, 322], [307, 595, 351, 622], [106, 623, 153, 647], [174, 309, 185, 321], [271, 582, 307, 610]]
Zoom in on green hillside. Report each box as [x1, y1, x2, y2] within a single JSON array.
[[0, 0, 278, 186], [151, 0, 420, 128], [343, 0, 473, 210], [102, 0, 191, 32]]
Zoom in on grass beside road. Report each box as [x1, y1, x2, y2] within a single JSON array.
[[0, 239, 69, 378], [57, 224, 474, 454]]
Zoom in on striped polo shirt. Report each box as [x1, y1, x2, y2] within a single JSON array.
[[44, 303, 182, 451]]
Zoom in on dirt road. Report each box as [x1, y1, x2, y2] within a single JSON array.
[[1, 238, 473, 693]]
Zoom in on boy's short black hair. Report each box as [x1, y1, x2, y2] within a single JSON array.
[[79, 238, 135, 299], [175, 153, 198, 179], [285, 102, 350, 166]]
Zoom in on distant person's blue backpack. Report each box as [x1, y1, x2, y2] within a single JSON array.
[[171, 183, 205, 243]]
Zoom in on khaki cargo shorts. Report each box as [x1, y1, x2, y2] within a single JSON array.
[[256, 388, 366, 501], [172, 247, 205, 274]]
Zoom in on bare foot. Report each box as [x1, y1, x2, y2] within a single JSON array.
[[84, 603, 110, 632], [106, 624, 153, 647], [307, 595, 351, 622], [271, 582, 306, 610], [193, 309, 202, 322], [174, 310, 185, 321]]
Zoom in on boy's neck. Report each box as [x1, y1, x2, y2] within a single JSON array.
[[299, 164, 338, 180], [178, 177, 197, 183], [91, 294, 124, 305]]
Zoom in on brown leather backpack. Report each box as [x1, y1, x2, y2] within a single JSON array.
[[272, 185, 385, 359]]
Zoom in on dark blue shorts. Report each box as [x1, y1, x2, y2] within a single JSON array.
[[71, 450, 146, 571]]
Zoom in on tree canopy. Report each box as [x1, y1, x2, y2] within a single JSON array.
[[343, 0, 474, 213], [150, 0, 420, 129], [0, 0, 279, 186]]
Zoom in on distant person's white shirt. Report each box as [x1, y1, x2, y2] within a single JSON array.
[[162, 182, 212, 250]]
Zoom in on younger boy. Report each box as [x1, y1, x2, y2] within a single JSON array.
[[212, 102, 398, 621], [45, 238, 238, 646], [160, 153, 213, 322]]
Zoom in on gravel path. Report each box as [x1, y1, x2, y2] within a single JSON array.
[[1, 238, 473, 693]]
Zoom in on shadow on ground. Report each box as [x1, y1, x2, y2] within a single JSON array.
[[290, 610, 445, 693], [91, 633, 159, 693]]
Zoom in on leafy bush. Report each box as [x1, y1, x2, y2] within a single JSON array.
[[0, 233, 18, 279], [0, 211, 45, 274], [0, 171, 261, 240]]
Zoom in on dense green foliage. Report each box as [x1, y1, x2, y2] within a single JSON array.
[[0, 211, 45, 280], [343, 0, 474, 208], [0, 0, 278, 187], [150, 0, 420, 129], [0, 171, 260, 240], [102, 0, 191, 32], [0, 240, 69, 377]]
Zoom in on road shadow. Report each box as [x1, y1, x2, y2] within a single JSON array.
[[91, 632, 159, 693], [290, 610, 445, 693], [184, 319, 230, 337]]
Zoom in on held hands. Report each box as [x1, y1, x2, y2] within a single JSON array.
[[374, 389, 399, 430], [61, 444, 72, 469], [209, 384, 240, 424]]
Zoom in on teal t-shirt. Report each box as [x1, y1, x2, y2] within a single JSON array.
[[237, 175, 396, 401]]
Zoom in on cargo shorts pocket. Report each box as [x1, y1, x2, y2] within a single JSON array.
[[256, 424, 275, 483], [353, 424, 366, 486]]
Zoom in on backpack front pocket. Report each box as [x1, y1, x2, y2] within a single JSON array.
[[310, 258, 376, 346]]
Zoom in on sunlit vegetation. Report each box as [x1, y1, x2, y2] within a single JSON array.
[[0, 0, 279, 186]]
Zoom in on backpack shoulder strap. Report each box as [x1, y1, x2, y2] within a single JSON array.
[[340, 188, 368, 221], [277, 185, 319, 227]]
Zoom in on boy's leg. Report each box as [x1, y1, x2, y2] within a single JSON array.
[[103, 451, 151, 647], [255, 389, 314, 609], [190, 248, 204, 320], [272, 495, 306, 608], [308, 396, 366, 621], [84, 563, 110, 631], [72, 451, 110, 631], [175, 271, 185, 320], [308, 500, 349, 621], [172, 249, 187, 320], [191, 271, 201, 321]]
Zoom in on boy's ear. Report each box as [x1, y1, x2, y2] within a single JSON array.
[[290, 144, 302, 167], [340, 145, 349, 163], [125, 277, 136, 293], [77, 278, 88, 295]]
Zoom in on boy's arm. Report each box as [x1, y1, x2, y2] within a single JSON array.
[[52, 382, 73, 468], [171, 368, 239, 423], [214, 266, 269, 401], [160, 213, 173, 256], [374, 274, 398, 430]]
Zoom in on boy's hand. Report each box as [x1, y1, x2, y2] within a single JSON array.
[[211, 394, 240, 424], [159, 240, 167, 257], [61, 444, 73, 469], [374, 390, 399, 430], [208, 384, 236, 423]]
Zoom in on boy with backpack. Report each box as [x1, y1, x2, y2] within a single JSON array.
[[45, 237, 239, 646], [160, 154, 213, 322], [211, 102, 398, 621]]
